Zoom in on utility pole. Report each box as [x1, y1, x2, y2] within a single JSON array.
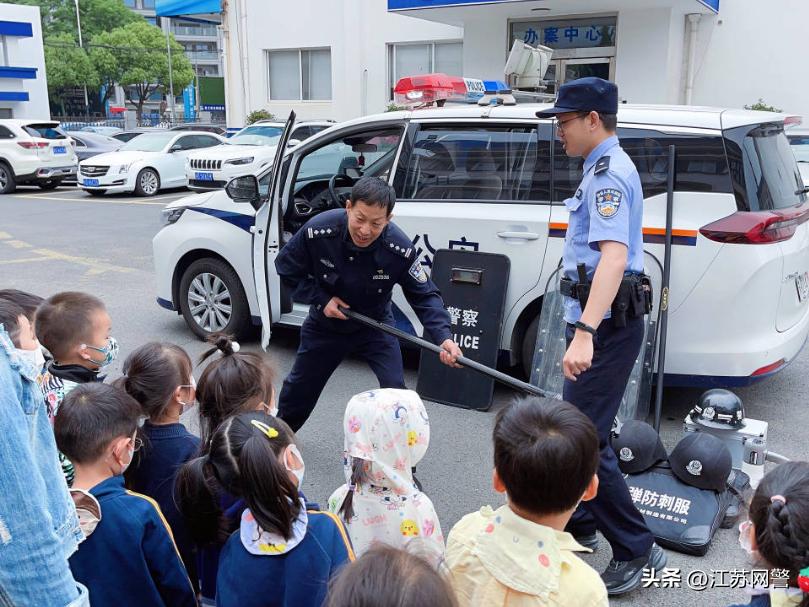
[[165, 18, 176, 124], [74, 0, 90, 118]]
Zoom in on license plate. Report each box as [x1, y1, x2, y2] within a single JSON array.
[[53, 146, 66, 154], [797, 272, 809, 302], [195, 172, 214, 181], [83, 178, 99, 187]]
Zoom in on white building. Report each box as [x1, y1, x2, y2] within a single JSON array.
[[223, 0, 809, 127], [0, 3, 48, 119]]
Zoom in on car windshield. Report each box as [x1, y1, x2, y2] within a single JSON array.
[[228, 125, 284, 146], [788, 135, 809, 163], [119, 132, 175, 152]]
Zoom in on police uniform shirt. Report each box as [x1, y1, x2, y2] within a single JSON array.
[[275, 208, 453, 344], [561, 135, 645, 324]]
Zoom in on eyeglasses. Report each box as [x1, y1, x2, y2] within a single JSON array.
[[556, 113, 587, 130], [131, 436, 143, 452]]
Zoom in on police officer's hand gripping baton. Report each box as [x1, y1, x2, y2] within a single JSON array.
[[338, 307, 555, 399]]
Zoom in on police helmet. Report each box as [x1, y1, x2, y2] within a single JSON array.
[[688, 389, 745, 430], [669, 432, 732, 493], [611, 420, 668, 475]]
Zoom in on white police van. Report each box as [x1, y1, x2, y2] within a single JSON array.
[[153, 103, 809, 387]]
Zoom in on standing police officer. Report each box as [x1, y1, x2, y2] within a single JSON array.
[[537, 77, 666, 595], [275, 176, 463, 432]]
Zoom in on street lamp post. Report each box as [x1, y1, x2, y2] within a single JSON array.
[[165, 18, 176, 124], [74, 0, 90, 118]]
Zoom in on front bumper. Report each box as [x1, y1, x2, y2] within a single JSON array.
[[77, 172, 136, 194], [185, 164, 258, 191]]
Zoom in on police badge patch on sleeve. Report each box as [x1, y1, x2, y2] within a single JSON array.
[[408, 259, 428, 284], [595, 188, 623, 218]]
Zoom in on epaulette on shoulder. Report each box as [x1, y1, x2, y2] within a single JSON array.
[[594, 155, 611, 175], [306, 226, 338, 239], [382, 237, 413, 259]]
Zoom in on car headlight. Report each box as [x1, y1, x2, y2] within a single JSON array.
[[161, 207, 186, 226], [224, 156, 255, 166], [117, 163, 132, 174]]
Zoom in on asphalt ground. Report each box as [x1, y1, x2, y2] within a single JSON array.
[[3, 184, 808, 606]]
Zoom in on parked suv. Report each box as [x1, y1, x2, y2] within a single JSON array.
[[185, 120, 335, 191], [0, 120, 78, 193], [154, 105, 809, 388]]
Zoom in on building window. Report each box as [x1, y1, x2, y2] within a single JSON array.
[[387, 41, 462, 99], [0, 36, 7, 67], [123, 0, 136, 6], [267, 48, 331, 101], [141, 0, 155, 8]]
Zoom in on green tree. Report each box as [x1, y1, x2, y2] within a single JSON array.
[[745, 98, 782, 113], [9, 0, 139, 40], [246, 109, 275, 124], [90, 21, 194, 120], [43, 33, 99, 113]]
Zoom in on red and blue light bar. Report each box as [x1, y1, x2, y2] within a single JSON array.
[[394, 73, 512, 107]]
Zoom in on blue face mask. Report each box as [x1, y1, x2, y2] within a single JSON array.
[[83, 337, 119, 368]]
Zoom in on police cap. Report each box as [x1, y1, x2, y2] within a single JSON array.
[[611, 420, 668, 475], [669, 432, 732, 493], [536, 77, 619, 116]]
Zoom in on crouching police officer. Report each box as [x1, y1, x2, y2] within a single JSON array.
[[537, 77, 666, 595], [275, 176, 463, 432]]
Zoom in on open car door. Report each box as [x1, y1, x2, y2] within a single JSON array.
[[252, 110, 296, 349]]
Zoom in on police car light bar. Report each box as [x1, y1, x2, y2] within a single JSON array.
[[394, 73, 515, 108]]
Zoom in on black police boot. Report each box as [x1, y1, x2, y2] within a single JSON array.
[[601, 543, 666, 596], [574, 532, 600, 551]]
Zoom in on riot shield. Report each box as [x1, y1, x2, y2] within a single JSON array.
[[530, 251, 663, 423]]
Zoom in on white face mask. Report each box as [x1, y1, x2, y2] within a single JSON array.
[[178, 376, 197, 415], [16, 345, 46, 371], [119, 447, 134, 474], [738, 519, 758, 558], [284, 444, 305, 489], [261, 401, 278, 417]]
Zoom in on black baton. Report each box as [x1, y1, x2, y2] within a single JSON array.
[[338, 307, 555, 399]]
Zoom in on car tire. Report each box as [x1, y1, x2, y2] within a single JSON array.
[[86, 189, 107, 197], [521, 314, 540, 379], [37, 179, 61, 190], [178, 258, 251, 340], [134, 168, 160, 197], [0, 162, 16, 194]]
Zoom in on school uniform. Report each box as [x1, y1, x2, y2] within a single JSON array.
[[68, 476, 197, 607], [126, 421, 201, 588], [215, 500, 355, 607]]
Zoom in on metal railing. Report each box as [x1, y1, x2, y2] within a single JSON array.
[[173, 25, 218, 37]]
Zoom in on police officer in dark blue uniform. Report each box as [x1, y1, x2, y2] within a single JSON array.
[[537, 77, 666, 595], [275, 176, 462, 432]]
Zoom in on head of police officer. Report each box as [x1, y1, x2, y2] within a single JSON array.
[[344, 176, 395, 248], [537, 77, 618, 159]]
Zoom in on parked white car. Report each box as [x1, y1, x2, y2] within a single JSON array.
[[787, 127, 809, 185], [185, 120, 334, 191], [78, 131, 224, 196], [154, 105, 809, 388], [0, 119, 78, 194]]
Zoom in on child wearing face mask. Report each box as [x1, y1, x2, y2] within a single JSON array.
[[54, 382, 197, 607], [177, 412, 354, 607], [0, 289, 46, 373], [36, 291, 117, 486], [180, 333, 278, 604], [0, 299, 42, 370], [729, 461, 809, 607], [116, 342, 201, 591]]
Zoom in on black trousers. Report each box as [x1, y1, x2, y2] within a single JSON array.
[[562, 316, 655, 561], [278, 315, 406, 432]]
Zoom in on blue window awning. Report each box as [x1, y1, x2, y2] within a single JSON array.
[[0, 67, 38, 79], [155, 0, 221, 17], [0, 91, 30, 101], [388, 0, 718, 13], [0, 21, 34, 37]]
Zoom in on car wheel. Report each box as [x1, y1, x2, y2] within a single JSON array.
[[0, 162, 16, 194], [521, 315, 540, 379], [86, 189, 107, 197], [134, 168, 160, 196], [38, 179, 61, 190], [178, 258, 251, 340]]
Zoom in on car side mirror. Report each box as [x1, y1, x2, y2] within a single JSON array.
[[169, 144, 182, 152], [225, 175, 263, 209], [287, 139, 302, 148]]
